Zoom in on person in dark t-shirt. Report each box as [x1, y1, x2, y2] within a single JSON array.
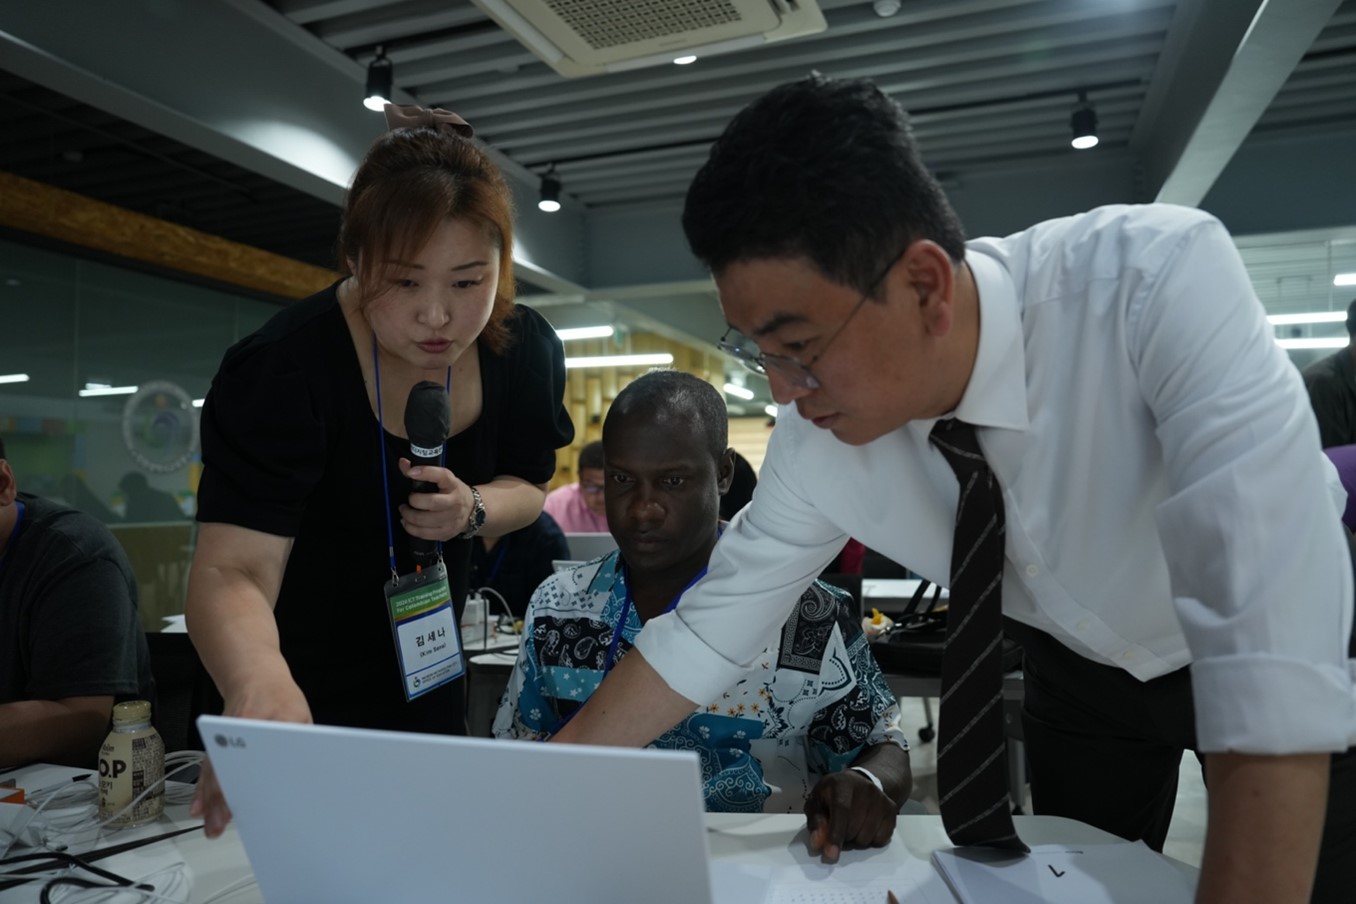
[[0, 436, 154, 767], [186, 103, 573, 837]]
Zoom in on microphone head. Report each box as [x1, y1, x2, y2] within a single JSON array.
[[404, 381, 451, 451]]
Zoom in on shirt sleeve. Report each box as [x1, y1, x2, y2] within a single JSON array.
[[491, 584, 556, 740], [196, 334, 328, 537], [25, 554, 143, 700], [634, 422, 849, 706], [493, 306, 575, 485], [1136, 216, 1356, 753], [806, 592, 908, 776]]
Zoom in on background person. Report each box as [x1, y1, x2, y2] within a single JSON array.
[[468, 511, 569, 619], [119, 471, 187, 522], [1302, 298, 1356, 448], [0, 435, 154, 767], [495, 371, 909, 862], [552, 76, 1355, 904], [542, 440, 608, 533], [717, 449, 758, 521], [187, 104, 572, 836]]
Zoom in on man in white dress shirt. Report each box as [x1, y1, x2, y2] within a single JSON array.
[[552, 76, 1356, 902]]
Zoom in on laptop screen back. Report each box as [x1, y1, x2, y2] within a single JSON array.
[[198, 716, 713, 904], [564, 531, 617, 561]]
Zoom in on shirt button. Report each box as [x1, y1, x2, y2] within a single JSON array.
[[1075, 619, 1089, 631], [1025, 564, 1039, 577], [1120, 650, 1135, 661]]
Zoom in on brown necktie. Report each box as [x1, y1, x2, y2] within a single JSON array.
[[930, 418, 1028, 852]]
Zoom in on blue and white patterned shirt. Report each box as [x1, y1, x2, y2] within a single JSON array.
[[493, 552, 907, 813]]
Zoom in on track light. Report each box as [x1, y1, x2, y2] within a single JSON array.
[[538, 165, 562, 213], [364, 46, 393, 112], [1070, 90, 1098, 150]]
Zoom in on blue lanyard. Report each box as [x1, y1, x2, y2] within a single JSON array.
[[0, 499, 26, 586], [602, 564, 707, 673], [372, 334, 451, 582]]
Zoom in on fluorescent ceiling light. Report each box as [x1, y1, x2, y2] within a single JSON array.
[[765, 404, 779, 418], [556, 326, 614, 341], [1335, 273, 1356, 287], [1276, 337, 1349, 350], [565, 353, 673, 369], [192, 398, 205, 408], [78, 384, 138, 397], [723, 382, 755, 400], [1267, 311, 1347, 325], [673, 55, 697, 65], [0, 373, 29, 384]]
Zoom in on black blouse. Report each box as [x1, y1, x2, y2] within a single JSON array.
[[197, 283, 573, 733]]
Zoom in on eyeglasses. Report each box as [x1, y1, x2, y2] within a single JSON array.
[[717, 247, 908, 392]]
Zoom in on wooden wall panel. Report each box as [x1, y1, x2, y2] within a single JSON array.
[[0, 170, 337, 300]]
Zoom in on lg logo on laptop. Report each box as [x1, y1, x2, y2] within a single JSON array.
[[214, 735, 247, 749]]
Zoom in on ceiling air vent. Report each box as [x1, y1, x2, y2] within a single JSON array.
[[471, 0, 827, 77]]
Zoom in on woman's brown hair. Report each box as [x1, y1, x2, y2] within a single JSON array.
[[338, 126, 517, 352]]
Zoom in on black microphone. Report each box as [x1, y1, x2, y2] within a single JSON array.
[[404, 380, 452, 569]]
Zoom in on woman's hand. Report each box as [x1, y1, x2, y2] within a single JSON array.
[[399, 457, 474, 541], [190, 671, 312, 839]]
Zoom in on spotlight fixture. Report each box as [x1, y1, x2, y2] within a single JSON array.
[[538, 165, 562, 213], [1070, 90, 1098, 150], [364, 46, 393, 112]]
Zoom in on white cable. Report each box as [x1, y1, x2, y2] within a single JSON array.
[[44, 862, 191, 904], [475, 585, 516, 631], [95, 758, 202, 831]]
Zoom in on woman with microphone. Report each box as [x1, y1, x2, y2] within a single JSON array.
[[186, 104, 573, 835]]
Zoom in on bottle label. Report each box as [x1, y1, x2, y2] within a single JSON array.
[[98, 727, 166, 826]]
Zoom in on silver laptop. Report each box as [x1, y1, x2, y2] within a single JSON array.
[[564, 531, 617, 561], [198, 716, 714, 904]]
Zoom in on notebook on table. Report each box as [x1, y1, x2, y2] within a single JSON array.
[[197, 715, 715, 904]]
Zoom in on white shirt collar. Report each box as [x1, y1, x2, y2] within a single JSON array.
[[949, 249, 1029, 433]]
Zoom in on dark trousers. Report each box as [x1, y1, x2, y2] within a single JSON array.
[[1005, 619, 1356, 904]]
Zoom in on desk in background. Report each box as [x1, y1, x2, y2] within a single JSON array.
[[862, 578, 947, 616]]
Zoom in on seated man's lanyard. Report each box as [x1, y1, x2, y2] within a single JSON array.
[[547, 563, 706, 737], [602, 564, 707, 672], [373, 335, 464, 701], [0, 499, 26, 585]]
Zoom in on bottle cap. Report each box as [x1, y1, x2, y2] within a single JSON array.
[[111, 699, 152, 726]]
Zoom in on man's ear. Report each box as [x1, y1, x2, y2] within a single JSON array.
[[0, 460, 16, 506], [716, 448, 736, 496], [898, 240, 957, 337]]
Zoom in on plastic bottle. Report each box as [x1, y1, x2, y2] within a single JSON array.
[[97, 699, 165, 826]]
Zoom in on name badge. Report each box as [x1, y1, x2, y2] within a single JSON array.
[[383, 560, 465, 701]]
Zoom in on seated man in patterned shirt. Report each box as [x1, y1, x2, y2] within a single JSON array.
[[494, 370, 910, 862]]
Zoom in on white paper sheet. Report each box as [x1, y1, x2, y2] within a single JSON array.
[[931, 841, 1196, 904]]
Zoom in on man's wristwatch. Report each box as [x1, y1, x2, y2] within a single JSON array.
[[459, 486, 486, 539]]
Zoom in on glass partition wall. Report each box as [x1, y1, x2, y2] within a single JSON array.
[[0, 237, 281, 629]]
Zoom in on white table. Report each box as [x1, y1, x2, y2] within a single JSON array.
[[862, 578, 948, 614], [2, 765, 1196, 903]]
